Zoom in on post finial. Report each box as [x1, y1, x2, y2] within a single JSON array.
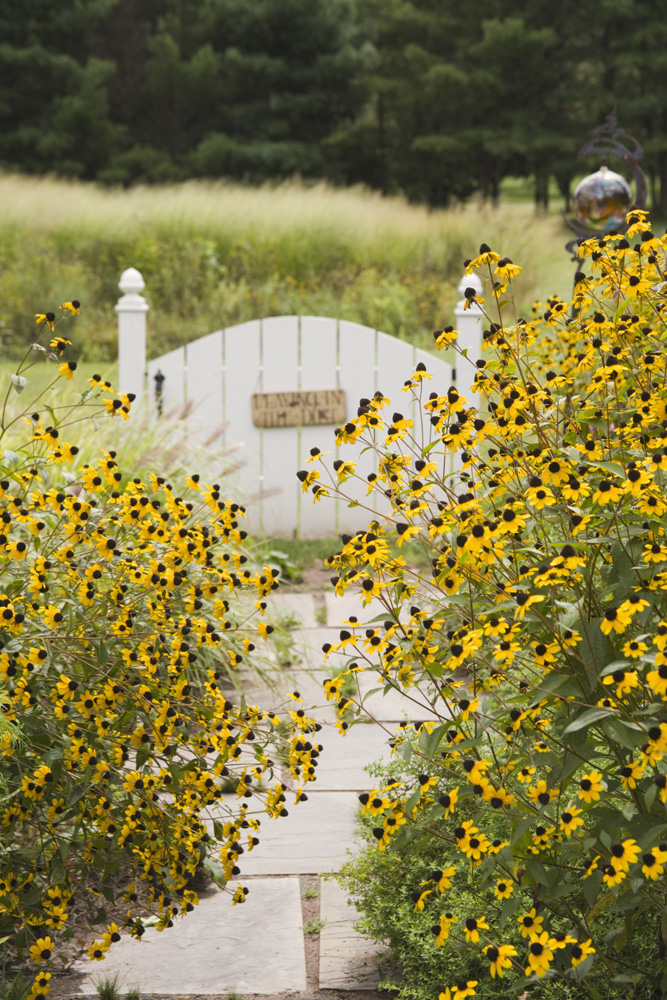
[[119, 267, 146, 295], [457, 272, 483, 297]]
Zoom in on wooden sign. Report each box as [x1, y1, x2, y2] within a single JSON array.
[[252, 389, 347, 428]]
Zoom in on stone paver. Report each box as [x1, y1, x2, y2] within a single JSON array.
[[310, 722, 393, 790], [206, 791, 360, 875], [265, 592, 318, 629], [319, 879, 385, 989], [73, 609, 397, 995], [325, 592, 387, 628], [291, 627, 339, 668], [240, 667, 336, 721], [75, 879, 306, 995], [356, 668, 442, 722]]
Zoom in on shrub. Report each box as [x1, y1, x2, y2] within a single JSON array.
[[303, 209, 667, 998], [0, 308, 318, 997]]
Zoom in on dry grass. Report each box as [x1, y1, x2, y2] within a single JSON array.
[[0, 172, 574, 360]]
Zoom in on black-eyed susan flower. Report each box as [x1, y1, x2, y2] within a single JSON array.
[[570, 938, 595, 968], [578, 770, 604, 803], [450, 981, 478, 1000], [518, 908, 543, 938], [35, 312, 56, 330], [641, 848, 665, 880], [464, 915, 489, 943], [60, 300, 80, 315], [493, 879, 513, 900], [29, 937, 54, 962], [484, 942, 517, 978], [50, 335, 72, 353], [600, 606, 632, 635], [438, 787, 458, 816], [525, 932, 556, 977], [58, 361, 77, 380], [609, 838, 641, 872], [619, 760, 644, 789], [559, 806, 584, 836], [431, 911, 456, 946]]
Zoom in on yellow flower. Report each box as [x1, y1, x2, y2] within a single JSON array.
[[525, 932, 555, 977], [493, 879, 514, 900], [60, 300, 81, 315], [609, 838, 640, 872], [35, 312, 56, 330], [432, 912, 457, 946], [641, 848, 665, 880], [451, 980, 478, 1000], [518, 908, 543, 938], [29, 937, 54, 963], [578, 770, 604, 803], [600, 606, 632, 635], [464, 915, 489, 943], [559, 806, 584, 837], [438, 787, 458, 816], [86, 939, 110, 961], [50, 336, 72, 353], [484, 943, 517, 978], [570, 938, 595, 968], [58, 361, 77, 380]]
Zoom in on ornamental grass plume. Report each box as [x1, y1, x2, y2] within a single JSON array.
[[302, 209, 667, 996], [0, 307, 321, 998]]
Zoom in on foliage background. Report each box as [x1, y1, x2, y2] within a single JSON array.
[[2, 0, 667, 213], [0, 173, 571, 361]]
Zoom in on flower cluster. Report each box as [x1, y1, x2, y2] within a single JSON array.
[[303, 212, 667, 993], [1, 308, 319, 995]]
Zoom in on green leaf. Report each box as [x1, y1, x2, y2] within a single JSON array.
[[573, 954, 595, 983], [526, 858, 548, 883], [418, 724, 447, 760], [203, 856, 227, 888], [601, 717, 644, 751], [563, 707, 614, 734], [97, 641, 108, 667], [644, 784, 658, 809], [499, 895, 520, 925], [511, 816, 534, 846], [582, 871, 603, 909]]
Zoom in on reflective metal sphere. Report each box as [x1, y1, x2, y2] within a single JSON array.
[[573, 165, 633, 232]]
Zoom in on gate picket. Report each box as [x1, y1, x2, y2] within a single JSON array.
[[185, 330, 224, 447], [299, 316, 339, 538], [223, 321, 262, 529], [143, 302, 479, 538], [260, 316, 300, 538]]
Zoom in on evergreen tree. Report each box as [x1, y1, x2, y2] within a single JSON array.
[[0, 0, 121, 178]]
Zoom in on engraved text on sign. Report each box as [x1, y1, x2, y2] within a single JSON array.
[[252, 389, 347, 428]]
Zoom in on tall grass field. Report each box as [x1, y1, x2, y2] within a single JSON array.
[[0, 172, 573, 362]]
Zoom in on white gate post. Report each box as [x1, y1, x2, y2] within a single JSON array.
[[454, 272, 484, 405], [116, 267, 149, 407]]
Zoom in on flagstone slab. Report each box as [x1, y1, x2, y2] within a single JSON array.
[[212, 791, 360, 875], [265, 591, 318, 628], [319, 878, 384, 989], [325, 592, 387, 628], [355, 669, 442, 722], [310, 722, 393, 790], [74, 879, 306, 995]]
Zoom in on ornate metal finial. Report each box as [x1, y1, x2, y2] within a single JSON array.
[[154, 369, 165, 417], [563, 118, 647, 270]]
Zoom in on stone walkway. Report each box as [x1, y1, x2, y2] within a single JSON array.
[[74, 592, 422, 997]]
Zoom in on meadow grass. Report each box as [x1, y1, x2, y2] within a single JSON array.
[[0, 172, 574, 363]]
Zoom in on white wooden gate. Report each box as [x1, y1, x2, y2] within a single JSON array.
[[116, 270, 483, 539]]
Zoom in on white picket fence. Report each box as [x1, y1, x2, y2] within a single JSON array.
[[115, 269, 483, 538]]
